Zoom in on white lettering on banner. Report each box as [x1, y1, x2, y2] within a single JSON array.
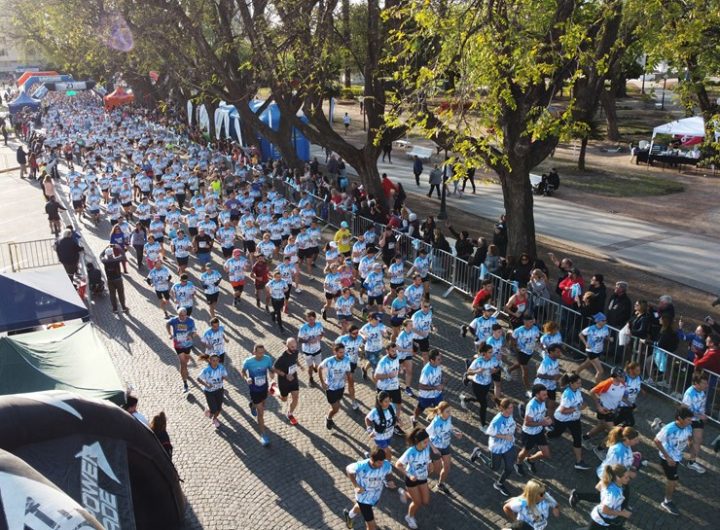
[[0, 472, 98, 530], [75, 442, 122, 529]]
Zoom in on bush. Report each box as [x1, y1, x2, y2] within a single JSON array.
[[340, 88, 356, 100]]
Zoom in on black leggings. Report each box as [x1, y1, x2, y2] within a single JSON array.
[[271, 298, 285, 329], [547, 419, 582, 448], [575, 484, 630, 509], [492, 446, 517, 484], [472, 382, 492, 426]]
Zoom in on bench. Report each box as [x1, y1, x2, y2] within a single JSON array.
[[406, 145, 434, 160]]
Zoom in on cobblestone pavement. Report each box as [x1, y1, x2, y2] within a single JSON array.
[[1, 150, 718, 529]]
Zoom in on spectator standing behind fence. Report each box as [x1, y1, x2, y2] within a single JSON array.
[[606, 281, 632, 329]]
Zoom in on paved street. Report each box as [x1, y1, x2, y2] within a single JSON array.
[[0, 143, 719, 529], [310, 144, 720, 294]]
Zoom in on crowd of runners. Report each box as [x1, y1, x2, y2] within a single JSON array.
[[24, 91, 718, 529]]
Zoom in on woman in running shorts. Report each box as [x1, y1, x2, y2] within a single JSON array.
[[425, 401, 461, 495], [396, 427, 432, 529], [365, 391, 399, 461]]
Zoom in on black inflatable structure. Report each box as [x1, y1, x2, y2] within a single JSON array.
[[0, 448, 104, 530], [0, 391, 185, 530]]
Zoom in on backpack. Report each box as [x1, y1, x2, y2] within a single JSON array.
[[372, 404, 396, 433]]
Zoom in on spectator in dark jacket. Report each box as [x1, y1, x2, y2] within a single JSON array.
[[585, 274, 607, 316], [470, 237, 488, 267], [17, 146, 27, 179], [629, 300, 652, 340], [510, 253, 533, 286], [433, 229, 452, 253], [446, 224, 474, 261], [55, 229, 83, 278], [492, 223, 507, 257], [101, 246, 129, 314], [606, 281, 632, 329]]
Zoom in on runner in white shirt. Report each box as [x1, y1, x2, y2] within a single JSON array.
[[502, 478, 559, 530], [298, 311, 325, 386], [171, 274, 196, 316]]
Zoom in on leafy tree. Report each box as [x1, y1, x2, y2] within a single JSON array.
[[387, 0, 633, 258]]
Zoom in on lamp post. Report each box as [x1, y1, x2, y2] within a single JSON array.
[[658, 63, 669, 110]]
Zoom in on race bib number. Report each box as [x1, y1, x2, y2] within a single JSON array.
[[254, 375, 267, 386], [288, 365, 297, 375]]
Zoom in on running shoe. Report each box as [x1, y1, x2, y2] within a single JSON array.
[[525, 390, 533, 399], [687, 461, 706, 474], [470, 447, 490, 467], [574, 460, 591, 470], [295, 287, 303, 294], [249, 401, 257, 417], [213, 418, 220, 429], [397, 488, 408, 505], [514, 463, 526, 477], [404, 514, 418, 529], [343, 509, 353, 529], [287, 414, 299, 426], [394, 426, 406, 437], [480, 425, 489, 436], [569, 489, 579, 508], [493, 482, 510, 497], [649, 417, 664, 433], [459, 393, 468, 410], [593, 446, 607, 461], [502, 365, 512, 382], [526, 460, 537, 474], [183, 382, 189, 394], [660, 500, 679, 516], [261, 433, 270, 447], [517, 403, 526, 420], [404, 387, 416, 398], [351, 401, 360, 411], [434, 482, 450, 494], [322, 309, 327, 320], [326, 417, 335, 430], [460, 324, 468, 338]]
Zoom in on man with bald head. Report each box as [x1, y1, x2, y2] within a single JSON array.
[[273, 337, 303, 425]]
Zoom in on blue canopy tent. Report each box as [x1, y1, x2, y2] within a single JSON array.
[[241, 100, 310, 162], [0, 266, 90, 333], [7, 92, 41, 115]]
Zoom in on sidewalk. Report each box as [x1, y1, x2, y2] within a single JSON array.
[[312, 144, 720, 294]]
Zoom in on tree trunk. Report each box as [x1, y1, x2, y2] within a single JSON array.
[[342, 0, 351, 88], [601, 90, 620, 141], [577, 135, 589, 171], [498, 160, 537, 260]]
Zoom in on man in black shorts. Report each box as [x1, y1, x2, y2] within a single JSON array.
[[654, 406, 694, 516], [273, 337, 302, 426], [515, 384, 552, 475]]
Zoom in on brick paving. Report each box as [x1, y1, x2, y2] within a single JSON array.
[[1, 143, 718, 529]]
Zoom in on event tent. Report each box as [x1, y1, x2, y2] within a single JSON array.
[[215, 102, 242, 143], [7, 92, 40, 115], [246, 100, 311, 162], [652, 116, 706, 138], [104, 87, 135, 111], [0, 322, 125, 405], [0, 266, 89, 333]]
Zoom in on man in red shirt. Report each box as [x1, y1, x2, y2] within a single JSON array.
[[472, 279, 494, 316], [381, 173, 397, 201], [251, 254, 270, 311], [694, 335, 720, 373]]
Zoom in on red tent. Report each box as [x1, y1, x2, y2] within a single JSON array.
[[103, 87, 135, 111], [17, 71, 59, 87]]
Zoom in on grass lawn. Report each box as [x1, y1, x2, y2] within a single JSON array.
[[561, 169, 684, 196]]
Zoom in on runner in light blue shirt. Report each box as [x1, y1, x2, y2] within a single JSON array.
[[681, 373, 708, 473], [509, 314, 540, 393], [424, 401, 461, 494], [343, 449, 395, 529], [241, 344, 275, 446], [653, 406, 694, 515], [319, 344, 351, 430]]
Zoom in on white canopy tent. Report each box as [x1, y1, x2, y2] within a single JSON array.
[[652, 116, 706, 138]]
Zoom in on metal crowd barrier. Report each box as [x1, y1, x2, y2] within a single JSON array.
[[271, 176, 720, 424], [2, 238, 59, 272]]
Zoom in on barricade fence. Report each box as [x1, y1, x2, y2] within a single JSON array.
[[270, 176, 720, 424], [1, 238, 58, 272]]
